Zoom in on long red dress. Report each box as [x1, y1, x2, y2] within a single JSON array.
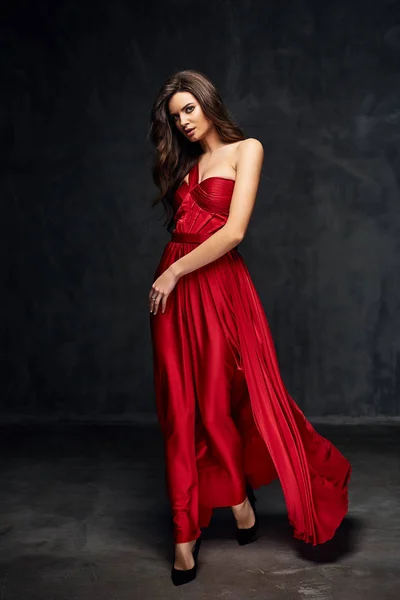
[[150, 161, 351, 546]]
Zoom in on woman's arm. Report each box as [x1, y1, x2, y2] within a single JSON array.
[[169, 138, 264, 279]]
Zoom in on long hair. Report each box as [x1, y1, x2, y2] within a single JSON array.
[[148, 69, 245, 231]]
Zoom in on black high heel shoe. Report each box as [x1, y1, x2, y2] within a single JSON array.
[[235, 484, 259, 546], [171, 536, 202, 586]]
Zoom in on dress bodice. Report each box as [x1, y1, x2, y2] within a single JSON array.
[[172, 161, 235, 236]]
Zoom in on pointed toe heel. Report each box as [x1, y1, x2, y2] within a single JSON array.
[[236, 485, 259, 546], [171, 536, 202, 586]]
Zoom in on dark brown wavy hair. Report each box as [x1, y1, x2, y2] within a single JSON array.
[[148, 69, 245, 231]]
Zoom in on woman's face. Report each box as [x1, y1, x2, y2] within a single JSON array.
[[168, 91, 212, 142]]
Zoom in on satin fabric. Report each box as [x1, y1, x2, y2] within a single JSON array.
[[150, 161, 351, 545]]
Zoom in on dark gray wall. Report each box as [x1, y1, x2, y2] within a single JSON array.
[[1, 0, 400, 420]]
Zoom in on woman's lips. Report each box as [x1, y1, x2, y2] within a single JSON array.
[[186, 128, 195, 137]]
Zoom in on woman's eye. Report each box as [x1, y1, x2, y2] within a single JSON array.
[[171, 106, 194, 122]]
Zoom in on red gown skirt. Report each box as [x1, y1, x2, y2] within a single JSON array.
[[150, 162, 351, 545]]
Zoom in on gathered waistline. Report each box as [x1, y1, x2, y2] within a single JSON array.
[[171, 232, 212, 244]]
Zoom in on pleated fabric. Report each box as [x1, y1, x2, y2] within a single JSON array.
[[149, 161, 351, 545]]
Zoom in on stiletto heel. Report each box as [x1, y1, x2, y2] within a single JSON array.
[[171, 536, 202, 586], [235, 484, 259, 546]]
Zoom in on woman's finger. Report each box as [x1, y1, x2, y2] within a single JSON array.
[[153, 293, 164, 315], [149, 290, 157, 311], [161, 294, 168, 314], [150, 290, 163, 314], [149, 288, 158, 302]]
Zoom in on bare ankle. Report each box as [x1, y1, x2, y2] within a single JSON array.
[[232, 496, 249, 512], [174, 539, 197, 570], [231, 497, 255, 529]]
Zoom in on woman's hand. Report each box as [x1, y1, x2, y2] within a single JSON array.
[[149, 266, 180, 315]]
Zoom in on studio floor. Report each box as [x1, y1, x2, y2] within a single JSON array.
[[0, 421, 399, 600]]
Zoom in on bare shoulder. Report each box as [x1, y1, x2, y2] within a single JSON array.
[[234, 138, 264, 171], [238, 137, 264, 157]]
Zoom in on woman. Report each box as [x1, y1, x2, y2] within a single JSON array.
[[148, 70, 351, 586]]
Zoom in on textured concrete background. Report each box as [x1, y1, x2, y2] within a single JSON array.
[[1, 0, 400, 419]]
